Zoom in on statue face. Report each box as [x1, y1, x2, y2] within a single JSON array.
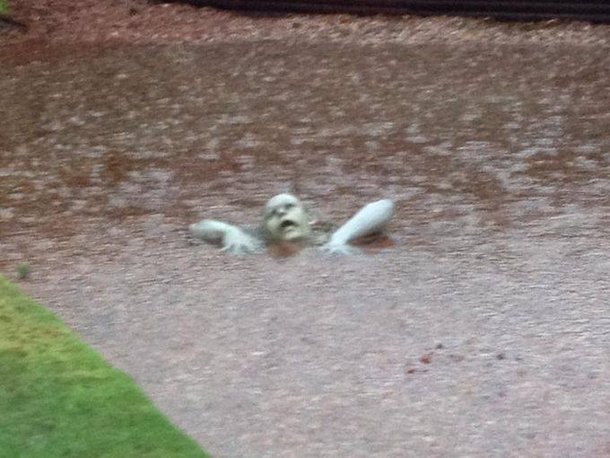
[[263, 194, 311, 242]]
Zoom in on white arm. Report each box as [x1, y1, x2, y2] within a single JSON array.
[[323, 199, 394, 254], [189, 219, 262, 255]]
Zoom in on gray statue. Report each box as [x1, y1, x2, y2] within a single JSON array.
[[189, 193, 393, 255]]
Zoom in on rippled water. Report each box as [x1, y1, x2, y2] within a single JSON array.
[[1, 40, 610, 457], [1, 42, 609, 266]]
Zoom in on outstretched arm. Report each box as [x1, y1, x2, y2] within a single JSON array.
[[323, 199, 394, 254], [189, 219, 262, 255]]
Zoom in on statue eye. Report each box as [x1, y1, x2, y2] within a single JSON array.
[[285, 203, 294, 209]]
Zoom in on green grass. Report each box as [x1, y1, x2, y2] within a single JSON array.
[[0, 1, 8, 14], [0, 275, 211, 458], [16, 263, 31, 280]]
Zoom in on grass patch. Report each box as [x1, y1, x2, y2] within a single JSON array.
[[0, 275, 211, 458], [16, 263, 31, 280]]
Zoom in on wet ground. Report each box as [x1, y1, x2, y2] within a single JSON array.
[[1, 37, 610, 457]]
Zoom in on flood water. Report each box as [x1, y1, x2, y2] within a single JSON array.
[[2, 41, 609, 257], [1, 40, 610, 457]]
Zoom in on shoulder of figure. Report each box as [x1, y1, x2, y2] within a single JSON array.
[[309, 220, 336, 246]]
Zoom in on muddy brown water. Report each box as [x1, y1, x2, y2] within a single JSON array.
[[1, 40, 610, 457]]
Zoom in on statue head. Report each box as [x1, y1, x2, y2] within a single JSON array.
[[263, 193, 311, 242]]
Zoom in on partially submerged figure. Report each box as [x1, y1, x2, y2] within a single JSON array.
[[189, 193, 393, 255]]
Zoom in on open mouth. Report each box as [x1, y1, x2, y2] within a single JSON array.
[[280, 220, 297, 230]]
